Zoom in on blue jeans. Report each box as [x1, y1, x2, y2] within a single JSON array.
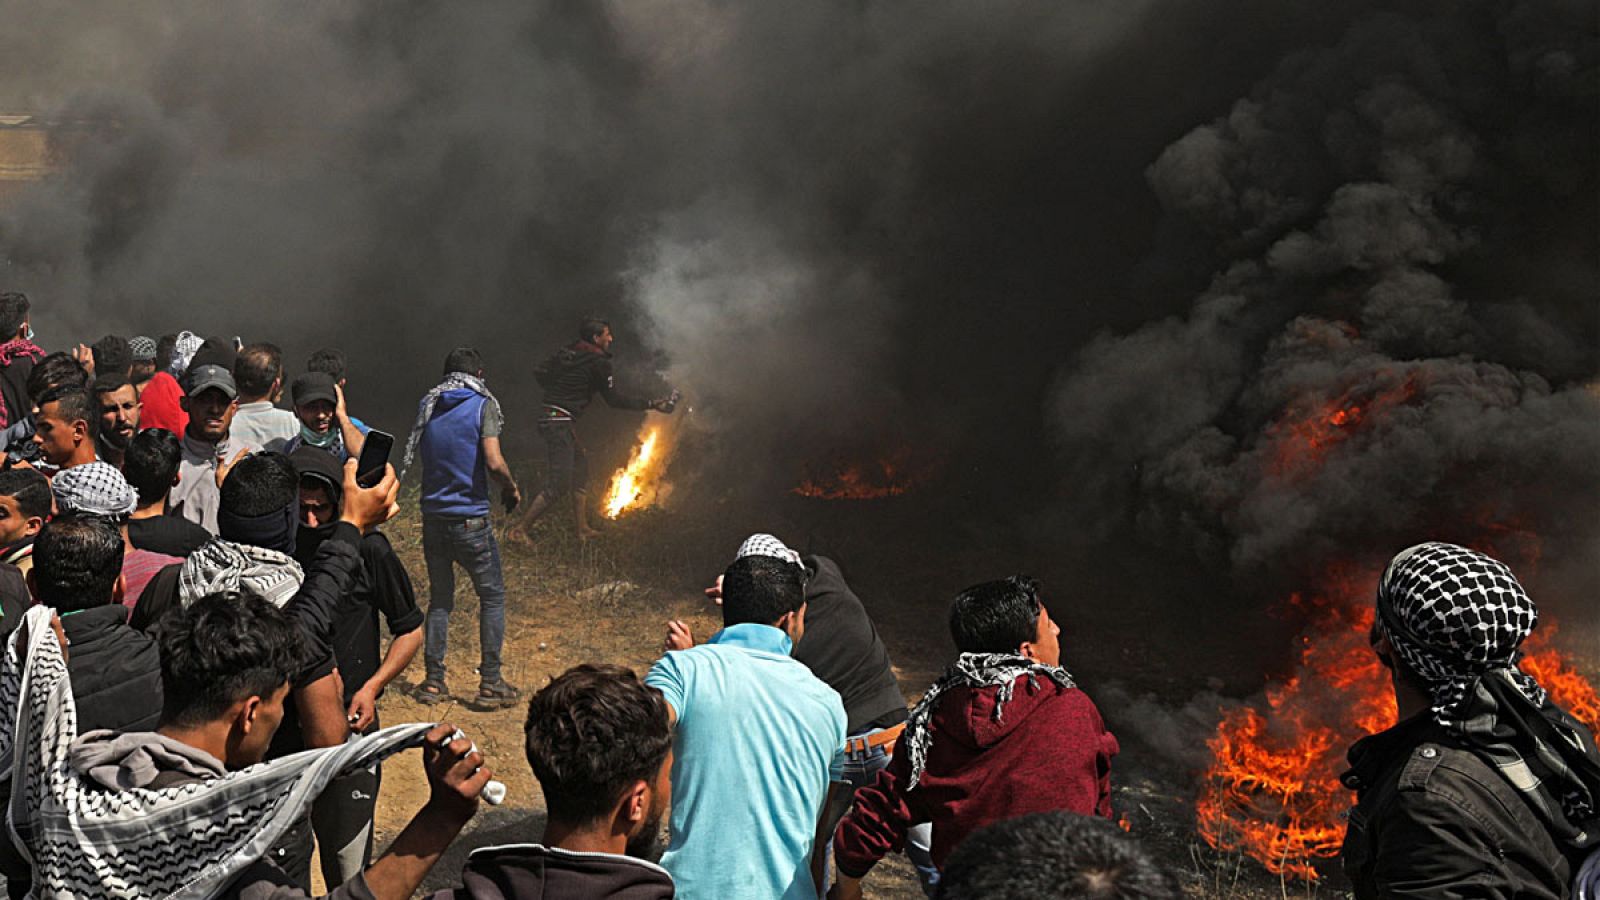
[[422, 515, 506, 684], [826, 728, 939, 897]]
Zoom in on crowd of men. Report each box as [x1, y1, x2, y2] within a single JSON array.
[[0, 287, 1593, 899]]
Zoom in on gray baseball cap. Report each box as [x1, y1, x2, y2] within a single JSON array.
[[184, 364, 237, 399]]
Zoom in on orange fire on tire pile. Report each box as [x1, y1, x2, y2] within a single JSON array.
[[603, 422, 676, 519], [792, 447, 939, 500], [1194, 392, 1600, 881]]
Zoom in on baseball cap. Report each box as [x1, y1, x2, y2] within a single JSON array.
[[291, 372, 338, 408], [184, 364, 237, 399]]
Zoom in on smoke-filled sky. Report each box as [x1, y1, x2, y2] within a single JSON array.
[[1, 1, 1595, 616]]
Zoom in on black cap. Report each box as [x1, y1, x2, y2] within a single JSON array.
[[291, 372, 338, 408], [183, 364, 237, 400]]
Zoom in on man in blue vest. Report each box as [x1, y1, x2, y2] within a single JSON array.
[[402, 347, 522, 710]]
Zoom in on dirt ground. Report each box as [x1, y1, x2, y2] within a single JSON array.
[[329, 474, 1597, 899]]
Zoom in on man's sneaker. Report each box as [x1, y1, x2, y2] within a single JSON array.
[[472, 679, 522, 711]]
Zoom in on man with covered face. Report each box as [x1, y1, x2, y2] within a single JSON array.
[[1340, 542, 1600, 898]]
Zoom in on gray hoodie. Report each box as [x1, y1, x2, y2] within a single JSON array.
[[68, 730, 377, 900]]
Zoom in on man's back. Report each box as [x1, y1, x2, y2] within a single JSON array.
[[61, 606, 163, 733], [230, 402, 299, 449], [794, 556, 907, 734], [646, 625, 845, 900], [419, 389, 492, 518]]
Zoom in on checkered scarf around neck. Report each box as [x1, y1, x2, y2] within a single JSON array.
[[177, 539, 305, 609], [51, 462, 138, 520], [400, 372, 498, 480], [901, 653, 1075, 789], [1376, 541, 1600, 850], [0, 605, 435, 899]]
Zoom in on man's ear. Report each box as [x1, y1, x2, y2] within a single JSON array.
[[112, 573, 126, 605], [73, 419, 89, 443], [238, 695, 263, 735], [23, 516, 43, 538], [1018, 641, 1040, 664], [622, 779, 650, 825]]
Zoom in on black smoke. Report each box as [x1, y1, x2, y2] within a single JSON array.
[[1049, 1, 1600, 627]]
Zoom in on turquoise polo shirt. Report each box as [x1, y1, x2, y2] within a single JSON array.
[[646, 623, 846, 900]]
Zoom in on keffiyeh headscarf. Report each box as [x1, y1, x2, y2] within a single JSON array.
[[1375, 542, 1600, 850], [901, 653, 1075, 789], [400, 372, 499, 478], [178, 540, 305, 609], [170, 331, 203, 376], [0, 605, 433, 898], [128, 336, 157, 362], [735, 533, 804, 570], [51, 462, 138, 520]]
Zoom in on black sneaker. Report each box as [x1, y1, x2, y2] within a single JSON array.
[[472, 679, 522, 711]]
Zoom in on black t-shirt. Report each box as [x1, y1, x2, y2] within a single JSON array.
[[127, 515, 215, 557], [792, 555, 908, 735], [269, 532, 423, 757]]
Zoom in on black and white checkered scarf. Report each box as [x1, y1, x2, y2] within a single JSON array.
[[1376, 542, 1600, 851], [901, 652, 1075, 789], [400, 372, 498, 480]]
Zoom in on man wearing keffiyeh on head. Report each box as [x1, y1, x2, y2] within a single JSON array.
[[1340, 542, 1600, 898]]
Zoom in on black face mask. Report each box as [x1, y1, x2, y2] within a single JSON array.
[[291, 473, 343, 566], [217, 501, 299, 556]]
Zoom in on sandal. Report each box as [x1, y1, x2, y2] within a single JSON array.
[[415, 678, 450, 704], [472, 679, 522, 711]]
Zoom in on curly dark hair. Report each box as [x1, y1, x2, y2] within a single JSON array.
[[158, 592, 306, 728], [936, 812, 1180, 900], [721, 554, 806, 628], [524, 664, 672, 825]]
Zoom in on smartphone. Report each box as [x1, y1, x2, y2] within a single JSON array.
[[355, 429, 394, 489]]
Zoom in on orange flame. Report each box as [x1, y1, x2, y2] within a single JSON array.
[[792, 447, 937, 500], [602, 424, 673, 519], [1265, 378, 1418, 478]]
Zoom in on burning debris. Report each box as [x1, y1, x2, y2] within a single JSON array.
[[603, 422, 675, 519], [792, 446, 940, 501]]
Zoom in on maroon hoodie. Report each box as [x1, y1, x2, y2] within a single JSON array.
[[833, 675, 1118, 879]]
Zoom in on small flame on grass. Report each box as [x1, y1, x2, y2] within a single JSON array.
[[603, 425, 672, 519]]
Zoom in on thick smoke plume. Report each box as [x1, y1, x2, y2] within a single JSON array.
[[3, 0, 1409, 477], [1050, 1, 1599, 621]]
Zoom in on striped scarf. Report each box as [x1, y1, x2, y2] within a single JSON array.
[[400, 372, 498, 480]]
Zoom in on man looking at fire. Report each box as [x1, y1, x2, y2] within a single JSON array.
[[507, 317, 674, 544], [1340, 542, 1600, 898], [829, 576, 1119, 899]]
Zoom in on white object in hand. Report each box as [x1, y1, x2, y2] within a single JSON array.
[[448, 728, 507, 806]]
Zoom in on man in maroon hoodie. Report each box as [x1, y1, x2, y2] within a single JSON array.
[[829, 575, 1119, 899]]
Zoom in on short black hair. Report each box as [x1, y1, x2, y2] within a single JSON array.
[[935, 813, 1180, 900], [0, 292, 29, 339], [155, 334, 179, 372], [220, 452, 298, 517], [158, 592, 305, 729], [32, 515, 124, 612], [233, 343, 284, 399], [124, 428, 183, 507], [721, 554, 806, 627], [36, 385, 97, 439], [27, 352, 89, 404], [0, 468, 52, 520], [92, 372, 133, 398], [525, 664, 673, 825], [578, 317, 610, 343], [91, 335, 131, 378], [305, 348, 346, 382], [949, 575, 1044, 655], [443, 347, 483, 377]]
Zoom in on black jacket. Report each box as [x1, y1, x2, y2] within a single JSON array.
[[793, 555, 907, 735], [61, 605, 163, 734], [534, 343, 652, 420], [1341, 713, 1578, 899], [429, 845, 674, 900]]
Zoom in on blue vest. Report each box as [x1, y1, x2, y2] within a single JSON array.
[[419, 390, 490, 518]]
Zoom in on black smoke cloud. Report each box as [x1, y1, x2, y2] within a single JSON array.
[[2, 0, 1416, 480], [1050, 2, 1600, 618]]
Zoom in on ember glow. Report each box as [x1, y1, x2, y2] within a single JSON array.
[[792, 447, 937, 500], [603, 424, 674, 519], [1265, 377, 1418, 478], [1197, 568, 1600, 881]]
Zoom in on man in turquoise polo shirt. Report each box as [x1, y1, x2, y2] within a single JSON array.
[[646, 550, 846, 900]]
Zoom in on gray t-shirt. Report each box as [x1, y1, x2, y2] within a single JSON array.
[[480, 396, 503, 438]]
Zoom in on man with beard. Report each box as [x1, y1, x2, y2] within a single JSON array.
[[170, 363, 260, 534], [92, 374, 141, 469], [290, 446, 422, 887], [32, 385, 99, 471], [508, 318, 674, 544], [1339, 543, 1600, 898], [431, 664, 675, 900], [285, 373, 367, 461]]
